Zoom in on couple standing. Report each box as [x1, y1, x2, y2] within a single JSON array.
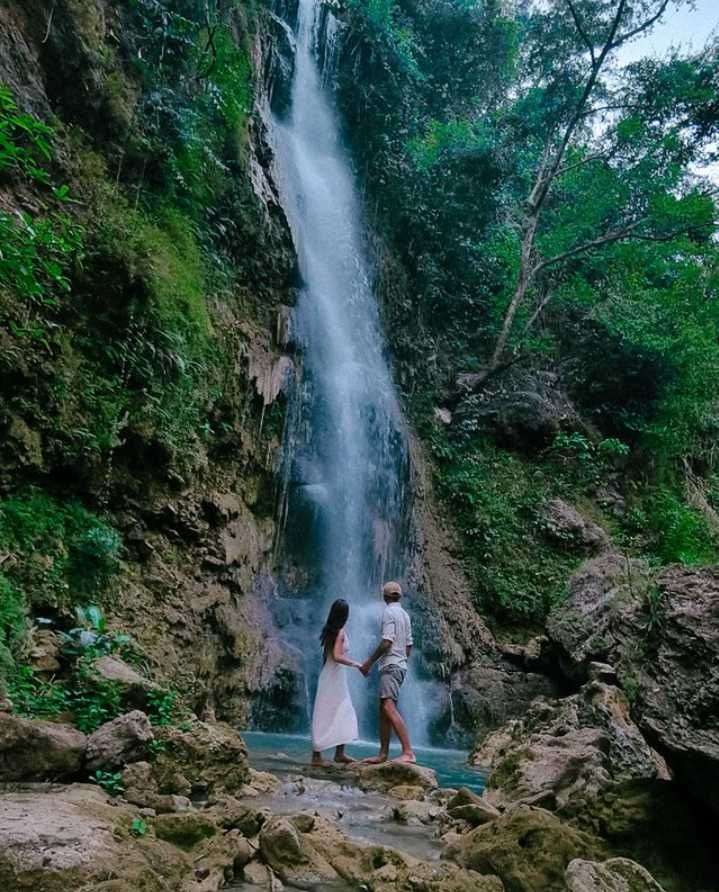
[[311, 581, 416, 766]]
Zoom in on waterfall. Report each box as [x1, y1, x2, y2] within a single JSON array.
[[269, 0, 432, 744]]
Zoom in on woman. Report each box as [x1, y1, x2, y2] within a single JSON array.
[[311, 598, 361, 765]]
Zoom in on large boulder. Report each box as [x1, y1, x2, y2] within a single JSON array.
[[566, 857, 666, 892], [547, 561, 719, 816], [446, 788, 501, 826], [354, 759, 438, 794], [86, 710, 153, 771], [152, 718, 250, 796], [92, 656, 158, 704], [539, 499, 610, 554], [445, 805, 605, 892], [451, 660, 556, 742], [474, 682, 662, 812], [630, 566, 719, 816], [545, 552, 651, 681], [0, 785, 189, 891], [0, 713, 86, 781], [454, 369, 579, 449]]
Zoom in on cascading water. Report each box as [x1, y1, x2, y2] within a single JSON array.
[[269, 0, 433, 743]]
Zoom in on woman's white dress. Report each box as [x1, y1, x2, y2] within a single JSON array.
[[311, 631, 359, 751]]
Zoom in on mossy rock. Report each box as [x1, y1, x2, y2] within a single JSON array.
[[153, 812, 216, 850], [448, 805, 606, 892]]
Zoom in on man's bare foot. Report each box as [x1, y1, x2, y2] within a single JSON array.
[[334, 753, 356, 764], [362, 753, 388, 764], [392, 752, 417, 764]]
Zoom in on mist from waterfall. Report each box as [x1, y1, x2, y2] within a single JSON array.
[[269, 0, 434, 743]]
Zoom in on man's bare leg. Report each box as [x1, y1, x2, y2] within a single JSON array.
[[382, 699, 415, 763], [363, 701, 392, 763]]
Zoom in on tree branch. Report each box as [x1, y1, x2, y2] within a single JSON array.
[[532, 218, 647, 274], [610, 0, 671, 49], [565, 0, 596, 65]]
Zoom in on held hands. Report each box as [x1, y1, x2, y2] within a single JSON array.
[[358, 660, 371, 677]]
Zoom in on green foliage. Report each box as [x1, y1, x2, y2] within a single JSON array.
[[431, 432, 580, 622], [0, 211, 83, 305], [0, 85, 83, 306], [0, 84, 53, 184], [0, 574, 26, 673], [130, 817, 149, 837], [0, 491, 121, 610], [93, 769, 125, 797], [67, 656, 123, 733], [147, 688, 179, 727], [624, 490, 718, 566], [62, 605, 133, 659], [5, 665, 69, 718]]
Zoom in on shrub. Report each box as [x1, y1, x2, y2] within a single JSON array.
[[0, 490, 122, 610]]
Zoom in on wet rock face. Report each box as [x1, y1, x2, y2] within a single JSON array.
[[0, 713, 86, 781], [547, 559, 719, 816]]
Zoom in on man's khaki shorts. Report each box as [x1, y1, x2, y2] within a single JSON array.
[[379, 665, 406, 701]]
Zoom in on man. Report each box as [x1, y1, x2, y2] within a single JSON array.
[[360, 581, 415, 764]]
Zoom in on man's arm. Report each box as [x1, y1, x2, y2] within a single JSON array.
[[360, 639, 391, 676]]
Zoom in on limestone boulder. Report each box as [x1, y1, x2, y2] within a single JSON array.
[[92, 655, 158, 703], [547, 561, 719, 816], [354, 759, 438, 793], [28, 630, 62, 675], [454, 368, 579, 448], [446, 787, 501, 826], [545, 552, 651, 681], [446, 805, 604, 892], [474, 682, 660, 812], [0, 712, 86, 781], [121, 761, 191, 813], [0, 785, 189, 891], [452, 661, 556, 742], [566, 857, 666, 892], [152, 718, 250, 796], [539, 499, 610, 554], [86, 710, 153, 771]]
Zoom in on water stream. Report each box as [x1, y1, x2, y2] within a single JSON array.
[[269, 0, 437, 742]]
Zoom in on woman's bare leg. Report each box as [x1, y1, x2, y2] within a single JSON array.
[[334, 744, 355, 764]]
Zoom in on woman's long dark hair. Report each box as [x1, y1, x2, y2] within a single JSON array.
[[320, 599, 349, 663]]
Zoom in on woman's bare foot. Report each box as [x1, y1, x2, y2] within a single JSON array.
[[392, 752, 417, 764], [311, 751, 330, 767], [333, 753, 356, 764], [362, 753, 388, 764]]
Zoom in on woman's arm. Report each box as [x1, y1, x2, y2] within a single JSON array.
[[333, 630, 361, 668]]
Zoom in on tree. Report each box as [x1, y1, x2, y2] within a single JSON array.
[[456, 0, 719, 387]]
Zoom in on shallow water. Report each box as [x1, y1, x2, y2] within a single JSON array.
[[243, 731, 486, 794]]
